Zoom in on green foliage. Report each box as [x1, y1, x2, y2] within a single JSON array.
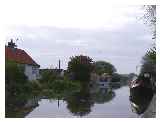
[[6, 61, 27, 83], [39, 68, 82, 99], [140, 52, 156, 82], [138, 6, 156, 90], [5, 61, 30, 98], [39, 69, 57, 88], [111, 73, 121, 82], [41, 80, 81, 100], [28, 81, 42, 96], [146, 46, 156, 63], [67, 55, 94, 81], [141, 5, 156, 76], [94, 61, 116, 75], [51, 80, 80, 93], [5, 61, 32, 111]]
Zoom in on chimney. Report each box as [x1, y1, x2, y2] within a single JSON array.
[[8, 39, 17, 48]]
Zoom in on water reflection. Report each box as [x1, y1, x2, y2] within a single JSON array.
[[29, 81, 115, 117], [92, 88, 115, 104], [6, 97, 40, 118], [7, 79, 153, 118], [66, 91, 94, 117], [26, 86, 136, 118], [109, 82, 121, 90], [65, 82, 115, 117]]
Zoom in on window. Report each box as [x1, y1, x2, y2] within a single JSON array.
[[101, 84, 104, 86], [32, 67, 37, 74]]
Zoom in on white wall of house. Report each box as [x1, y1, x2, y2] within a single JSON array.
[[24, 64, 40, 81]]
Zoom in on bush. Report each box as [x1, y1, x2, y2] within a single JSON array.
[[5, 61, 33, 110], [39, 69, 57, 88], [111, 73, 121, 82]]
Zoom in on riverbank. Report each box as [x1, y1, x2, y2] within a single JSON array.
[[141, 94, 156, 118]]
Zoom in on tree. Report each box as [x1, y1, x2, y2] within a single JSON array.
[[111, 73, 121, 82], [5, 61, 32, 115], [140, 53, 156, 81], [142, 5, 156, 62], [143, 5, 156, 39], [5, 61, 30, 100], [146, 46, 156, 63], [94, 61, 116, 75], [139, 5, 156, 90], [67, 55, 94, 81]]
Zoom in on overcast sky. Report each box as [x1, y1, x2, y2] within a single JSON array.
[[3, 2, 153, 74]]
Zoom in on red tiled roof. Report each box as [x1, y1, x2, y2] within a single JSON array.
[[5, 46, 40, 67]]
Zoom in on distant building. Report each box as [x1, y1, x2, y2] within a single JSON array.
[[5, 40, 40, 81], [90, 72, 111, 93], [99, 73, 111, 88], [39, 59, 64, 77], [39, 68, 64, 77]]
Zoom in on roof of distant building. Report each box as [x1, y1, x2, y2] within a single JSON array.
[[5, 46, 40, 67]]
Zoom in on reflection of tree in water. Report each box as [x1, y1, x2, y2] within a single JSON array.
[[6, 96, 39, 118], [129, 87, 153, 115], [66, 83, 94, 117], [66, 82, 116, 117], [109, 82, 121, 90], [66, 91, 94, 117], [92, 88, 115, 104]]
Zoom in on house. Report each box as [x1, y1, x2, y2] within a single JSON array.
[[5, 40, 40, 81]]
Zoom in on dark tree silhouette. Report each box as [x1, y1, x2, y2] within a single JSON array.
[[67, 55, 94, 81], [94, 61, 116, 75]]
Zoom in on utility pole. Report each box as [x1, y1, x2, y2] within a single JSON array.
[[58, 98, 60, 108], [59, 59, 61, 70]]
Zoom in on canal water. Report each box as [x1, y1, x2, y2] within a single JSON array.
[[26, 86, 139, 118]]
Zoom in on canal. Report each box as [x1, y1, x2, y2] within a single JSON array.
[[6, 81, 154, 118], [25, 86, 139, 118]]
